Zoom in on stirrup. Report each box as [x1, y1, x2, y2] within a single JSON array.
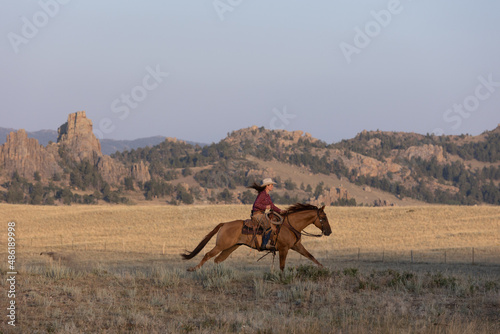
[[260, 238, 275, 252], [261, 244, 276, 252]]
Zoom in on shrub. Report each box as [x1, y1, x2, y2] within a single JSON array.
[[194, 265, 237, 290], [343, 267, 359, 277], [295, 264, 331, 281]]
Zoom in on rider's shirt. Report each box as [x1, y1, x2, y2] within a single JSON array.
[[252, 191, 282, 214]]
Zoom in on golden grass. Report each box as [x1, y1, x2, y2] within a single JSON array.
[[0, 204, 499, 333], [1, 204, 498, 263]]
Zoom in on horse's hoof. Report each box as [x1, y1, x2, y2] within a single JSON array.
[[187, 267, 197, 272]]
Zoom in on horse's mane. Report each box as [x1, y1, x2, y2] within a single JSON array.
[[282, 203, 319, 215]]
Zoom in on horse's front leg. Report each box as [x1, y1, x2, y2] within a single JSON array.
[[278, 247, 289, 271], [291, 242, 323, 267]]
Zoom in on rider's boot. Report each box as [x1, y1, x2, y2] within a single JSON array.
[[260, 229, 273, 251], [265, 227, 277, 251]]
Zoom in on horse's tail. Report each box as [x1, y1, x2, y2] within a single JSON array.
[[181, 223, 224, 260]]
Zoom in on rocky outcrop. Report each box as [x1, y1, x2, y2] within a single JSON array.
[[345, 153, 402, 178], [0, 111, 151, 186], [225, 126, 320, 151], [56, 111, 150, 185], [0, 130, 62, 179], [131, 161, 151, 183], [404, 144, 445, 163], [57, 111, 102, 164], [373, 199, 394, 207], [311, 186, 350, 206], [95, 156, 127, 185]]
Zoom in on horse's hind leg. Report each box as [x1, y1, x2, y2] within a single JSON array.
[[214, 244, 240, 264], [187, 245, 223, 271]]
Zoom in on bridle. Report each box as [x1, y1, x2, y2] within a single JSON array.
[[285, 208, 326, 240]]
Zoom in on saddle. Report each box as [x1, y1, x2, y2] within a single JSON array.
[[241, 212, 283, 235], [242, 219, 264, 235]]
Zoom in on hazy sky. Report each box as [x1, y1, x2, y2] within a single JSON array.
[[2, 1, 500, 144]]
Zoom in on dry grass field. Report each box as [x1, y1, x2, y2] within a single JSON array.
[[0, 204, 499, 333]]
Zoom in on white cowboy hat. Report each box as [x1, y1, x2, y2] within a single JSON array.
[[261, 178, 277, 186]]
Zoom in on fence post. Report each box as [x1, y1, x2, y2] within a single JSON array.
[[357, 248, 360, 262], [444, 250, 446, 264], [472, 247, 475, 265], [411, 250, 414, 264]]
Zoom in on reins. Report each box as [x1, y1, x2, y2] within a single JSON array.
[[284, 209, 325, 242]]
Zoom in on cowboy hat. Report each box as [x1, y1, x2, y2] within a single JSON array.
[[261, 178, 277, 186]]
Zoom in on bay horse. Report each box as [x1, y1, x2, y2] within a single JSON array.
[[181, 203, 332, 271]]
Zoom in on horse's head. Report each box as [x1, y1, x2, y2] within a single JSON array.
[[283, 203, 332, 237], [314, 205, 332, 236]]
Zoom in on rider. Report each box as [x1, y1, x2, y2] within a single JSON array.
[[248, 178, 282, 250]]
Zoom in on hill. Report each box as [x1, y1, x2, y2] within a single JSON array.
[[113, 124, 500, 206], [0, 112, 499, 206], [333, 127, 500, 204]]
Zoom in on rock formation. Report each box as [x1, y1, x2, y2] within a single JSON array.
[[56, 111, 150, 185], [311, 186, 351, 206], [0, 111, 150, 186], [344, 153, 402, 178], [404, 144, 445, 163], [0, 130, 62, 180], [57, 111, 102, 164], [131, 161, 151, 183]]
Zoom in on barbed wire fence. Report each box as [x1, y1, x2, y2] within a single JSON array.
[[11, 235, 500, 266]]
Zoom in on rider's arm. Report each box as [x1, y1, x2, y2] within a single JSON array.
[[265, 193, 282, 213], [269, 201, 282, 214]]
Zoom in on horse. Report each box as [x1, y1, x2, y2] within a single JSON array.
[[181, 203, 332, 271]]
